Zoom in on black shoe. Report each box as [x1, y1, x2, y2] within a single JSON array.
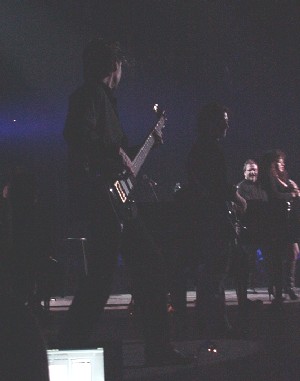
[[285, 289, 299, 301], [145, 346, 193, 367]]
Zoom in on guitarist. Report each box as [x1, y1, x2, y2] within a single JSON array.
[[59, 37, 190, 366]]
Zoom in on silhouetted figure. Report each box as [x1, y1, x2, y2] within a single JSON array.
[[0, 180, 12, 284], [184, 102, 246, 337], [7, 167, 38, 302], [0, 284, 49, 381], [58, 37, 190, 366], [3, 165, 53, 324]]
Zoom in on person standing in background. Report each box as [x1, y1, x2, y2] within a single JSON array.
[[185, 102, 246, 338], [237, 159, 268, 296], [259, 149, 300, 304]]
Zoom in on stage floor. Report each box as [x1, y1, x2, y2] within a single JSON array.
[[46, 288, 290, 310], [41, 288, 300, 381]]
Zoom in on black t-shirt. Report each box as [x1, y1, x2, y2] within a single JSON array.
[[64, 82, 127, 180], [63, 82, 128, 219]]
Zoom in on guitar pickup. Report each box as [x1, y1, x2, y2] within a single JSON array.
[[114, 177, 134, 203], [114, 180, 127, 203]]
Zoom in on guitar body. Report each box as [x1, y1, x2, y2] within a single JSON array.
[[106, 169, 138, 224]]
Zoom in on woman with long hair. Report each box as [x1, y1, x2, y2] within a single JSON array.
[[259, 149, 300, 304]]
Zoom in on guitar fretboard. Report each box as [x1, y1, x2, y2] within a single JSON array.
[[132, 133, 155, 176], [131, 115, 165, 177]]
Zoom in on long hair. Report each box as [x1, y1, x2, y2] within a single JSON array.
[[259, 149, 289, 188]]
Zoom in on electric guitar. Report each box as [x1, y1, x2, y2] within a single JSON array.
[[107, 104, 166, 224]]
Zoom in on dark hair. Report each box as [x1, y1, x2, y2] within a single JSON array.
[[259, 149, 288, 186], [243, 159, 257, 172], [270, 149, 288, 182], [197, 102, 228, 136], [83, 37, 127, 83]]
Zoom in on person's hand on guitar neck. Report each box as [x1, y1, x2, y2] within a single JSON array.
[[119, 147, 135, 176], [153, 128, 164, 146]]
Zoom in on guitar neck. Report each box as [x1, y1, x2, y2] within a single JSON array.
[[131, 132, 156, 177]]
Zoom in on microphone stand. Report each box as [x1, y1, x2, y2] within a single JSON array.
[[142, 174, 159, 202], [149, 181, 159, 202]]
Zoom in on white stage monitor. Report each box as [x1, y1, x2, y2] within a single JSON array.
[[47, 348, 105, 381]]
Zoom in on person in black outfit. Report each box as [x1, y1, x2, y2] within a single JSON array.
[[274, 154, 300, 300], [259, 149, 300, 304], [0, 251, 50, 381], [0, 181, 12, 284], [0, 293, 50, 381], [237, 160, 268, 203], [6, 166, 48, 315], [58, 37, 190, 366], [185, 102, 246, 338], [237, 159, 268, 296]]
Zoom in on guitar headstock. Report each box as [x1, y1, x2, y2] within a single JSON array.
[[153, 104, 166, 144], [153, 104, 166, 119]]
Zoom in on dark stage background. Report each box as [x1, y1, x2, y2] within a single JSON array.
[[1, 0, 300, 256]]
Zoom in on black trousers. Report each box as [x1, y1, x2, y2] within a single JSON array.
[[10, 213, 41, 305], [59, 183, 170, 352]]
